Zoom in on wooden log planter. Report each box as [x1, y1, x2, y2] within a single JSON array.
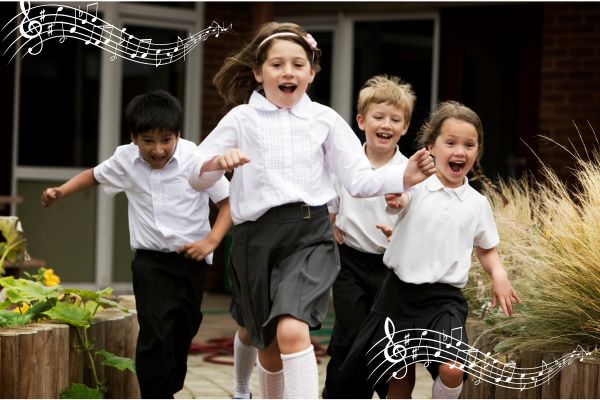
[[462, 320, 600, 399], [0, 308, 140, 398]]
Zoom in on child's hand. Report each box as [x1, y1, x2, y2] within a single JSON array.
[[332, 225, 345, 244], [41, 187, 64, 207], [491, 269, 521, 316], [403, 148, 436, 189], [177, 238, 217, 261], [375, 224, 393, 241], [216, 149, 250, 172], [384, 193, 407, 209]]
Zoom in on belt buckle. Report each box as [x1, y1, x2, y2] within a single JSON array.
[[301, 204, 311, 219]]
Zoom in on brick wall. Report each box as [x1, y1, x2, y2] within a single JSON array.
[[200, 3, 254, 139], [539, 3, 600, 176]]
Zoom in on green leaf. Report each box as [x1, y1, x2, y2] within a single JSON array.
[[44, 301, 92, 327], [0, 310, 32, 326], [26, 298, 58, 321], [0, 216, 31, 274], [0, 276, 61, 304], [60, 383, 104, 399], [96, 349, 136, 374]]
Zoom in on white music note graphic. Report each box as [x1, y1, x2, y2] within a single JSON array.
[[3, 1, 232, 67]]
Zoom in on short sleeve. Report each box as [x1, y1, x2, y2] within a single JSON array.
[[93, 147, 128, 196], [206, 176, 230, 204], [473, 197, 500, 249]]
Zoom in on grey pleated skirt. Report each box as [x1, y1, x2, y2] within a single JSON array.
[[228, 202, 340, 349]]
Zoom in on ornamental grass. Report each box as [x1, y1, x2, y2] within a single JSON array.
[[465, 147, 600, 354]]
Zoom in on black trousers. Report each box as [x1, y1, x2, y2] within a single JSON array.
[[324, 243, 389, 399], [132, 250, 207, 399]]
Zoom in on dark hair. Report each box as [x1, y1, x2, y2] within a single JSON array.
[[125, 90, 183, 136], [212, 22, 322, 107]]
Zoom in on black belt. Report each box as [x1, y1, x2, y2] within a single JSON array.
[[258, 202, 328, 223]]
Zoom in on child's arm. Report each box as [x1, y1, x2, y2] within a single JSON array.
[[41, 168, 98, 207], [177, 198, 233, 261], [201, 149, 251, 173], [329, 213, 345, 244], [375, 224, 393, 241], [476, 246, 521, 316]]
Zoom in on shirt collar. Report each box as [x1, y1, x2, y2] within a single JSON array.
[[249, 91, 312, 119], [362, 143, 402, 169], [426, 174, 470, 201]]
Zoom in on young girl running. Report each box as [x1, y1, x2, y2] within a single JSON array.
[[189, 22, 435, 398], [344, 100, 521, 399]]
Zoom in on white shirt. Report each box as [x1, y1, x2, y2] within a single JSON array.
[[383, 174, 499, 288], [329, 145, 408, 254], [94, 138, 229, 263], [190, 91, 407, 224]]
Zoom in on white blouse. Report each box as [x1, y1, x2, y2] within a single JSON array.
[[94, 138, 229, 263], [383, 175, 500, 288], [329, 145, 408, 255], [191, 91, 408, 224]]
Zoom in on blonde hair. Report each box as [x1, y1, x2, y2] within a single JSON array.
[[212, 22, 322, 107], [356, 75, 416, 122]]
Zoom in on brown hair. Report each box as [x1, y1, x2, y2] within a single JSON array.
[[212, 22, 322, 108], [356, 75, 416, 122], [419, 101, 506, 202]]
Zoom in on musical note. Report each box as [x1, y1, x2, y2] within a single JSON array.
[[5, 7, 231, 67], [82, 3, 97, 25], [19, 0, 44, 55], [495, 361, 516, 383]]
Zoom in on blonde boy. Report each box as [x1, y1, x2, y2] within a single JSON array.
[[324, 75, 416, 399]]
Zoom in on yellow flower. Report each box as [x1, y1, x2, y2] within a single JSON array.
[[14, 302, 29, 314], [43, 268, 61, 287]]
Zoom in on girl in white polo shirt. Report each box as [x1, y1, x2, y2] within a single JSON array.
[[344, 101, 521, 399], [189, 22, 436, 398]]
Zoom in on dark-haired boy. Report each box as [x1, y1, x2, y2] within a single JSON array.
[[41, 89, 232, 398]]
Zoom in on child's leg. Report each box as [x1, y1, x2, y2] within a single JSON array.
[[233, 327, 257, 399], [387, 364, 416, 399], [432, 363, 464, 399], [277, 315, 318, 398], [257, 336, 284, 399]]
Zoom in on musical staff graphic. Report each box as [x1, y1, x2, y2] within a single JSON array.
[[367, 317, 598, 391], [3, 1, 232, 67]]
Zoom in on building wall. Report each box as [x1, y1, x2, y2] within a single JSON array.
[[539, 3, 600, 176]]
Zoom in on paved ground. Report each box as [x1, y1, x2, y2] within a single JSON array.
[[175, 292, 433, 399]]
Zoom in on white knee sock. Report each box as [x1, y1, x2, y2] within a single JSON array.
[[256, 358, 284, 399], [233, 331, 258, 398], [432, 375, 463, 399], [281, 345, 318, 399]]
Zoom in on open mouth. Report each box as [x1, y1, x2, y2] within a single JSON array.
[[279, 82, 297, 94], [376, 132, 393, 140], [449, 161, 465, 172]]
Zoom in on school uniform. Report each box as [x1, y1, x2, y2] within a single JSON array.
[[94, 138, 229, 398], [324, 145, 407, 399], [191, 91, 410, 350], [343, 174, 500, 387]]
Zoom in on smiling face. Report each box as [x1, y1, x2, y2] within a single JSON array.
[[428, 117, 479, 188], [132, 129, 178, 169], [358, 102, 409, 159], [253, 38, 315, 109]]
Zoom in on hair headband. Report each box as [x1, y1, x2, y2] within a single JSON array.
[[257, 32, 318, 52]]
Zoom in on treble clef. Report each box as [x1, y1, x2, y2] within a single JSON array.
[[19, 0, 44, 55], [382, 318, 408, 379]]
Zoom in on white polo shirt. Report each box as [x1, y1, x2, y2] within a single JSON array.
[[94, 138, 229, 263], [190, 91, 408, 225], [383, 174, 499, 288], [329, 145, 408, 255]]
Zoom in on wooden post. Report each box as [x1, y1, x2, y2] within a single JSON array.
[[0, 329, 20, 398], [559, 357, 600, 398]]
